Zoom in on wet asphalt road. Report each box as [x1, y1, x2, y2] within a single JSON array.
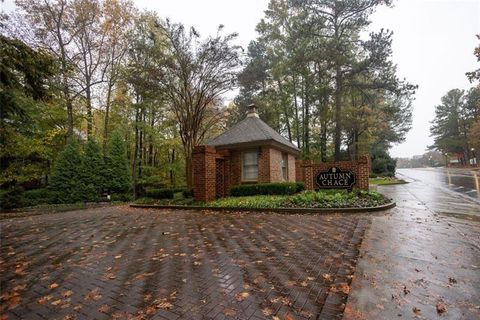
[[397, 168, 480, 202], [344, 169, 480, 319]]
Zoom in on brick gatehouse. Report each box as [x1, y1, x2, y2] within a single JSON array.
[[193, 104, 369, 202]]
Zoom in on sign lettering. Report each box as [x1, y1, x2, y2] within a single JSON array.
[[315, 167, 356, 191]]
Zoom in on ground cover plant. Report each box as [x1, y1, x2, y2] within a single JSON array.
[[208, 190, 390, 209]]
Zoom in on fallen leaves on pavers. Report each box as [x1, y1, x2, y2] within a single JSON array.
[[322, 273, 333, 282], [140, 289, 177, 316], [98, 304, 110, 313], [329, 282, 350, 294], [262, 307, 273, 316], [403, 285, 410, 295], [14, 262, 28, 276], [61, 290, 73, 298], [223, 308, 237, 316], [49, 283, 59, 290], [1, 291, 21, 310], [235, 291, 250, 301], [436, 300, 447, 315], [448, 277, 457, 285], [38, 295, 53, 305], [84, 288, 102, 301], [134, 272, 154, 281], [338, 282, 350, 294]]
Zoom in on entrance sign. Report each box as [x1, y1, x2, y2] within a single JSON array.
[[315, 167, 356, 191]]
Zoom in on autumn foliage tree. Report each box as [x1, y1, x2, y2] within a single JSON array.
[[159, 22, 242, 188]]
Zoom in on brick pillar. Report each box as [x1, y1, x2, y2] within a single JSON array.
[[295, 160, 303, 182], [302, 160, 314, 190], [193, 145, 217, 202], [356, 155, 370, 190]]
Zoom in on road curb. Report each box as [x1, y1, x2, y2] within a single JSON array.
[[129, 201, 396, 214]]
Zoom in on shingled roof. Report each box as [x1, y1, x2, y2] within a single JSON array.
[[207, 105, 300, 155]]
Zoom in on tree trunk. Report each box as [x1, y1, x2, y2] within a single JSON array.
[[334, 65, 342, 161], [86, 86, 93, 138], [293, 75, 301, 149], [170, 148, 176, 187], [132, 104, 140, 198], [304, 77, 310, 158], [103, 81, 113, 153]]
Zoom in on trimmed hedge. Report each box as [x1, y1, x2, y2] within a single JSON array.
[[146, 188, 174, 199], [230, 182, 304, 197]]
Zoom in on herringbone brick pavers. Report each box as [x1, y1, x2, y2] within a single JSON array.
[[1, 206, 369, 319]]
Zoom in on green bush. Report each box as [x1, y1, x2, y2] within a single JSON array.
[[295, 182, 305, 192], [182, 189, 194, 198], [0, 186, 25, 209], [110, 192, 133, 202], [371, 145, 396, 177], [23, 188, 56, 206], [230, 182, 300, 197], [105, 131, 131, 193], [146, 188, 174, 199], [49, 139, 84, 203]]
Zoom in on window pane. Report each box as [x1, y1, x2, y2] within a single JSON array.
[[243, 151, 258, 180], [282, 153, 288, 180]]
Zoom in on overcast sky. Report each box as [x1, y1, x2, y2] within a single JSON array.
[[2, 0, 479, 157]]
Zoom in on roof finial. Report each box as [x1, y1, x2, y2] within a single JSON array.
[[246, 104, 259, 118]]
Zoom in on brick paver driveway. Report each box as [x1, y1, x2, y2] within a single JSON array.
[[1, 206, 369, 320]]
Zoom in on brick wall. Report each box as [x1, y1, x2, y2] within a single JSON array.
[[258, 147, 271, 183], [194, 145, 300, 201], [297, 155, 370, 190], [193, 145, 217, 202], [287, 154, 296, 182], [269, 148, 283, 182]]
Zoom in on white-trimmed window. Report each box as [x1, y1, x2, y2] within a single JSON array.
[[242, 151, 258, 181], [281, 153, 288, 180]]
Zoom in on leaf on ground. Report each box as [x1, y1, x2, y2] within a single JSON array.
[[51, 299, 62, 306], [322, 273, 333, 282], [285, 313, 295, 320], [413, 307, 421, 315], [146, 305, 157, 315], [436, 300, 447, 314], [84, 288, 102, 301], [339, 283, 350, 294], [223, 308, 237, 316], [7, 295, 21, 310], [38, 295, 53, 305], [98, 304, 110, 313], [49, 283, 59, 290], [134, 272, 155, 280], [262, 307, 273, 316], [144, 293, 152, 302], [235, 291, 249, 301], [12, 284, 26, 291], [156, 301, 173, 309], [61, 290, 73, 298]]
